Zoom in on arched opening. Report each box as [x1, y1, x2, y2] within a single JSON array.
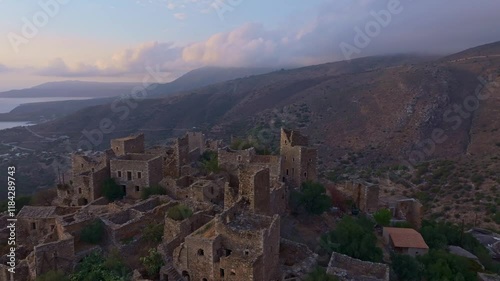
[[181, 271, 190, 281], [197, 249, 204, 256]]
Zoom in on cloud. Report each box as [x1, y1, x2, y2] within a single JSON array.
[[34, 42, 191, 78], [174, 13, 187, 20], [11, 0, 500, 79]]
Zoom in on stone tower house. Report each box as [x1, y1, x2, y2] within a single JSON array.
[[280, 128, 317, 188]]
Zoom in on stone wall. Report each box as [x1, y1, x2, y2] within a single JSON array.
[[71, 152, 109, 177], [111, 134, 145, 156], [395, 199, 423, 229], [280, 129, 317, 189], [326, 252, 390, 281], [239, 167, 271, 215], [33, 236, 75, 277], [347, 181, 379, 213], [110, 154, 163, 199], [218, 148, 256, 170], [280, 239, 318, 280], [270, 182, 288, 215], [187, 132, 205, 155]]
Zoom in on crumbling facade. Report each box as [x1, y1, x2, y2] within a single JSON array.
[[327, 252, 390, 281], [12, 128, 320, 280], [172, 202, 281, 281], [111, 133, 145, 156], [280, 129, 317, 188], [342, 180, 379, 213], [57, 151, 112, 206], [110, 153, 163, 199]]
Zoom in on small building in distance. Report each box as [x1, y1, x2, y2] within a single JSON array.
[[383, 227, 429, 257]]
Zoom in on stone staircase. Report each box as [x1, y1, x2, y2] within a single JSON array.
[[160, 257, 185, 281]]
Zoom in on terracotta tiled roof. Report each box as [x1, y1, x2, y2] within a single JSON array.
[[384, 227, 429, 249]]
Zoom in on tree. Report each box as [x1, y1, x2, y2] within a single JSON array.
[[304, 267, 338, 281], [200, 151, 220, 173], [293, 181, 332, 215], [143, 223, 163, 244], [71, 250, 131, 281], [141, 185, 166, 199], [140, 248, 164, 279], [320, 216, 382, 262], [102, 179, 125, 202], [167, 204, 193, 221], [391, 254, 424, 281], [80, 219, 104, 244], [418, 250, 477, 281], [373, 208, 392, 226]]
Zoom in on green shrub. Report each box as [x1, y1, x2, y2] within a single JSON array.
[[373, 208, 392, 226], [140, 248, 164, 279], [292, 181, 332, 215], [143, 223, 163, 243], [391, 254, 424, 281], [102, 179, 125, 202], [320, 216, 382, 262], [141, 185, 166, 199], [167, 205, 193, 221], [80, 219, 104, 244], [71, 250, 131, 281], [200, 151, 220, 173]]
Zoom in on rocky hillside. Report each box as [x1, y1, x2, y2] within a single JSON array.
[[1, 43, 499, 228]]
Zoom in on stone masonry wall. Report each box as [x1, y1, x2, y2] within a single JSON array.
[[111, 134, 145, 157], [327, 252, 389, 281], [33, 237, 75, 277]]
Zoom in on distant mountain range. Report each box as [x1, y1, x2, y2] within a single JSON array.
[[0, 66, 276, 121], [0, 67, 276, 99], [0, 81, 140, 98]]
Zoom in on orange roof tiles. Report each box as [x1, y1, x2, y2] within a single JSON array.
[[384, 227, 429, 249]]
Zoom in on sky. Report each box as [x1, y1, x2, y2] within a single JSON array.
[[0, 0, 500, 91]]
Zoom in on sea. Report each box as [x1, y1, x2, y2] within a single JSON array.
[[0, 97, 91, 130]]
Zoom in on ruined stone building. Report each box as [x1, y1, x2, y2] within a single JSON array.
[[8, 129, 321, 281], [111, 133, 145, 156], [224, 166, 287, 216], [341, 180, 379, 213], [57, 150, 113, 206], [171, 202, 281, 281], [163, 132, 206, 178], [379, 197, 423, 229], [327, 252, 390, 281], [218, 147, 282, 182], [110, 153, 163, 199], [280, 129, 317, 188]]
